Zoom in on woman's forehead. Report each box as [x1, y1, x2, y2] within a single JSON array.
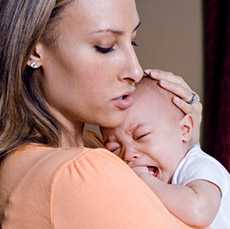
[[63, 0, 139, 33]]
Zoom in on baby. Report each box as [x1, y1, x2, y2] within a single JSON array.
[[101, 77, 230, 228]]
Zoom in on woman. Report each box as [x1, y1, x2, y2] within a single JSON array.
[[0, 0, 203, 228]]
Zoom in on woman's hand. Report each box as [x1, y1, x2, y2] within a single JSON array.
[[144, 69, 202, 144]]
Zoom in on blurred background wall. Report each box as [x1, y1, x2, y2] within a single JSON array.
[[136, 0, 203, 101]]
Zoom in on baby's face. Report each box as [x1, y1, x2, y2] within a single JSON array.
[[102, 80, 187, 183]]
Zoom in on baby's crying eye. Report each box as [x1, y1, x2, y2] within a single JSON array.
[[105, 142, 121, 156], [134, 132, 151, 141]]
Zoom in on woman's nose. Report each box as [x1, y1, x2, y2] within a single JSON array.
[[119, 49, 143, 84]]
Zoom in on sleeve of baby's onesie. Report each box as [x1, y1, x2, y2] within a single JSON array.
[[176, 154, 229, 196], [51, 148, 198, 229]]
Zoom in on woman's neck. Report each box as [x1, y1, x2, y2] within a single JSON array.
[[60, 122, 84, 148], [47, 104, 85, 148]]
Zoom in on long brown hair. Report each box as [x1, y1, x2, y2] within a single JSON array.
[[0, 0, 73, 160]]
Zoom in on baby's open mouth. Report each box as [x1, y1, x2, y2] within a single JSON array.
[[147, 166, 159, 178]]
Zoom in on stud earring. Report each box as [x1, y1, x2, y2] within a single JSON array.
[[30, 62, 40, 69]]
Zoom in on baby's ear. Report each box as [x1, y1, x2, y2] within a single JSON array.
[[179, 114, 193, 143]]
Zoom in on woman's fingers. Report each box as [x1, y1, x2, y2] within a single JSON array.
[[173, 96, 192, 114], [173, 96, 202, 144], [144, 68, 200, 105], [159, 80, 193, 102], [144, 69, 191, 90], [173, 96, 202, 115], [144, 68, 202, 144]]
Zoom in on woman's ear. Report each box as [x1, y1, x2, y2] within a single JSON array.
[[27, 43, 43, 69], [179, 114, 194, 143]]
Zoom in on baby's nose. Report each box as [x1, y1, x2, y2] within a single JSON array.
[[123, 147, 140, 163]]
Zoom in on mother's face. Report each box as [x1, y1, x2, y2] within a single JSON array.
[[37, 0, 143, 128]]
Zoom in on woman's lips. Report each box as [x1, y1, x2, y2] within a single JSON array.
[[112, 93, 134, 110]]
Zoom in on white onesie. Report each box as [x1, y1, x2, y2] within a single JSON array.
[[171, 145, 230, 228]]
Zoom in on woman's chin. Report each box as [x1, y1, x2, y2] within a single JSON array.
[[98, 112, 126, 128]]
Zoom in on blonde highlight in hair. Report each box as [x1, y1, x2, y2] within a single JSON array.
[[0, 0, 73, 160]]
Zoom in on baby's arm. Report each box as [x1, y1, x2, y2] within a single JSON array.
[[136, 171, 221, 227]]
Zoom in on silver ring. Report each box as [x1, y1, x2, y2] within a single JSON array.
[[187, 93, 200, 104]]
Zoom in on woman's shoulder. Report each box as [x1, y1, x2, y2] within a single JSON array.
[[1, 144, 127, 227], [0, 144, 126, 199], [22, 144, 124, 176], [1, 144, 120, 185], [26, 145, 126, 181]]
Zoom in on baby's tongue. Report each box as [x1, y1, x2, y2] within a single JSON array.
[[147, 166, 159, 177]]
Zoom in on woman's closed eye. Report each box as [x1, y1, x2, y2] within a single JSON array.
[[95, 40, 139, 54], [94, 45, 115, 54]]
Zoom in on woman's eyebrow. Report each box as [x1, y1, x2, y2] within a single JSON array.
[[91, 21, 141, 35]]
